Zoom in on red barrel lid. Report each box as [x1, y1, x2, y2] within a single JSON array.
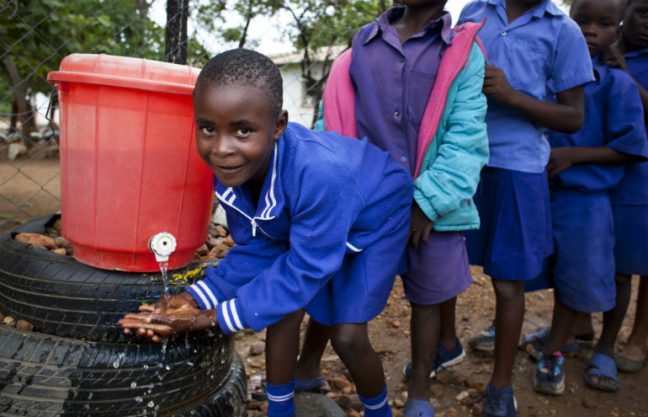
[[48, 54, 200, 96]]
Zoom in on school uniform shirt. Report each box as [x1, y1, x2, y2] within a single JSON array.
[[186, 123, 412, 334], [547, 59, 648, 193], [458, 0, 593, 173], [350, 7, 453, 175], [613, 47, 648, 205]]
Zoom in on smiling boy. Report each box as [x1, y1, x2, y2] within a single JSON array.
[[120, 49, 412, 417]]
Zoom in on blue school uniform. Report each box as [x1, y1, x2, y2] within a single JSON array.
[[613, 47, 648, 275], [535, 60, 648, 312], [186, 123, 412, 334], [459, 0, 593, 280]]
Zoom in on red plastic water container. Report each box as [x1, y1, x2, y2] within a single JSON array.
[[48, 54, 214, 272]]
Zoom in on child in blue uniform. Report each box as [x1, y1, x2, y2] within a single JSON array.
[[531, 0, 648, 396], [458, 0, 593, 415], [119, 49, 412, 417], [597, 0, 648, 376]]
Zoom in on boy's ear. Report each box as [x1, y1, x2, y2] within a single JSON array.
[[274, 110, 289, 140]]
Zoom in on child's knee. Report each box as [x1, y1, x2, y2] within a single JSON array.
[[331, 324, 370, 357], [492, 279, 524, 301]]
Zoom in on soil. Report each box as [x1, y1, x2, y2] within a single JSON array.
[[238, 271, 648, 417], [2, 159, 647, 416]]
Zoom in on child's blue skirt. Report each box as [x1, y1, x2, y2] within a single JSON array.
[[466, 167, 553, 281], [546, 190, 616, 312], [613, 204, 648, 276]]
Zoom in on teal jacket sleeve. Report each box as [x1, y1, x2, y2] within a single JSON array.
[[413, 44, 489, 223]]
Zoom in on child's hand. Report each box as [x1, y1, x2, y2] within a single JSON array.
[[139, 291, 199, 314], [119, 308, 216, 343], [483, 65, 518, 106], [547, 147, 575, 178], [601, 45, 628, 71], [408, 202, 433, 250]]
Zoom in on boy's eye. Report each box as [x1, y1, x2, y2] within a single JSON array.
[[235, 127, 253, 137], [201, 126, 216, 136]]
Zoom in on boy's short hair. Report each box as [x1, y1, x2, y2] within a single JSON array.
[[195, 49, 283, 117], [572, 0, 624, 19]]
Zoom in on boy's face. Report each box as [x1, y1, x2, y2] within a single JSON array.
[[571, 0, 621, 56], [623, 0, 648, 50], [193, 83, 287, 187]]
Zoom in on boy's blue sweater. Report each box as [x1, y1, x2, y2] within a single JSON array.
[[187, 123, 412, 333]]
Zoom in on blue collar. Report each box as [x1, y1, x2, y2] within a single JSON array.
[[364, 7, 453, 46]]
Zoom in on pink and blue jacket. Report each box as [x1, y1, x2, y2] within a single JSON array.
[[323, 22, 489, 231]]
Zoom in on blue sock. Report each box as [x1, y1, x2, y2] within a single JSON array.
[[359, 386, 392, 417], [266, 380, 296, 417]]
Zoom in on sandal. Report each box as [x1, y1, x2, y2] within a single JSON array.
[[584, 353, 619, 392], [403, 399, 435, 417]]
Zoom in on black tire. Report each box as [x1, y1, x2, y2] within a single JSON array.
[[0, 324, 244, 416], [0, 214, 217, 342]]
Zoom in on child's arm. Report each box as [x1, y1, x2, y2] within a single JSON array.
[[548, 75, 648, 178], [548, 147, 644, 178], [413, 44, 489, 226], [484, 65, 585, 133]]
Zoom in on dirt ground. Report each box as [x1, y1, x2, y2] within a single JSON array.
[[2, 159, 647, 416], [238, 272, 648, 417]]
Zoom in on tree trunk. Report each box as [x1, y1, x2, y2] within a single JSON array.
[[2, 55, 35, 148], [165, 0, 189, 64], [9, 99, 18, 134]]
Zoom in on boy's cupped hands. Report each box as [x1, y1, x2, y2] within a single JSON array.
[[119, 292, 217, 343]]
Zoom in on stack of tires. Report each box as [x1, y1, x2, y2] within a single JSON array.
[[0, 214, 246, 416]]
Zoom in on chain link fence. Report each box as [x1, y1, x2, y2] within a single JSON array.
[[0, 0, 391, 232]]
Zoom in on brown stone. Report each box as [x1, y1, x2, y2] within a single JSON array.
[[196, 243, 209, 256], [53, 236, 71, 248], [16, 320, 33, 331], [583, 397, 598, 409], [52, 248, 67, 256], [329, 376, 351, 391], [215, 225, 229, 237], [248, 341, 265, 356], [15, 233, 56, 249]]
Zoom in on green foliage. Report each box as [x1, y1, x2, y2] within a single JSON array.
[[0, 0, 165, 108]]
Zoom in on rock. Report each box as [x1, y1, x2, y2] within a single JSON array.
[[466, 379, 486, 393], [223, 235, 235, 247], [16, 320, 33, 331], [8, 142, 27, 160], [392, 398, 404, 409], [248, 342, 265, 356], [215, 225, 229, 237], [294, 392, 346, 417], [196, 243, 209, 256], [389, 320, 401, 329], [52, 218, 62, 233], [53, 236, 71, 248], [15, 233, 56, 249], [3, 316, 16, 327], [456, 391, 470, 401], [472, 403, 484, 416], [329, 376, 351, 391], [346, 410, 360, 417], [583, 397, 597, 409], [336, 394, 362, 411], [51, 248, 67, 256]]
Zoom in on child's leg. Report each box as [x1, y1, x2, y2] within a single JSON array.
[[542, 295, 578, 355], [408, 302, 441, 400], [595, 274, 633, 357], [491, 279, 525, 388], [621, 276, 648, 360], [265, 310, 304, 417], [294, 317, 331, 382], [440, 297, 459, 350], [331, 323, 391, 416]]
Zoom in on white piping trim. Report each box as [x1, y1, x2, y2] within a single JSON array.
[[229, 299, 244, 330], [189, 284, 212, 309], [221, 187, 233, 200], [363, 397, 388, 410], [197, 281, 218, 308], [346, 242, 363, 253], [216, 190, 275, 239], [267, 392, 295, 402], [221, 302, 236, 333], [260, 148, 278, 219]]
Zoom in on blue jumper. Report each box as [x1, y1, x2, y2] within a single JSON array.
[[187, 123, 412, 333]]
